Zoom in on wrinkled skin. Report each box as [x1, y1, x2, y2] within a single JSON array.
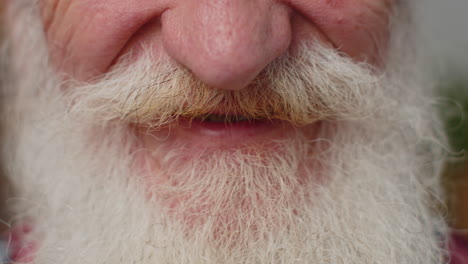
[[39, 0, 393, 89]]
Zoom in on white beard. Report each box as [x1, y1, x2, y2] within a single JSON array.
[[1, 2, 448, 264]]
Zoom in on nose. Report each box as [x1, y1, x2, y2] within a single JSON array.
[[161, 0, 292, 90]]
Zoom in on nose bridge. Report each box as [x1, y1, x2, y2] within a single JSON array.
[[162, 0, 292, 90]]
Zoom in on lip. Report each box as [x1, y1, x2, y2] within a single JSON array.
[[177, 118, 284, 138], [135, 118, 319, 151], [132, 118, 323, 189]]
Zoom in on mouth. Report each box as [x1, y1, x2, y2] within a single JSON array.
[[178, 113, 279, 139], [132, 111, 323, 182], [133, 106, 322, 153], [192, 113, 264, 124]]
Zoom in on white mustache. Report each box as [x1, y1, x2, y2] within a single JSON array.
[[68, 42, 382, 128]]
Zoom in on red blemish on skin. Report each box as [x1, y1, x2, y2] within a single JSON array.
[[1, 224, 38, 263], [325, 0, 343, 8], [335, 16, 344, 25]]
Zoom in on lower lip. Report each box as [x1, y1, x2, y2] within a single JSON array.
[[135, 118, 317, 150], [178, 118, 285, 137], [132, 118, 322, 188], [175, 118, 302, 147]]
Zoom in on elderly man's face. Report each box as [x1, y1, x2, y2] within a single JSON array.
[[36, 0, 394, 175], [1, 0, 447, 263]]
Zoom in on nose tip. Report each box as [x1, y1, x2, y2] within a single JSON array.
[[162, 1, 292, 90]]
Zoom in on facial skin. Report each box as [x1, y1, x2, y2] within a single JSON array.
[[0, 0, 448, 263], [41, 0, 391, 85], [38, 0, 394, 162]]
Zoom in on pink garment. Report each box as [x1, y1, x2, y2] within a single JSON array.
[[450, 232, 468, 264]]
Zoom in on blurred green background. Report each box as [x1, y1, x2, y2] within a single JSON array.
[[440, 73, 468, 230], [422, 0, 468, 231]]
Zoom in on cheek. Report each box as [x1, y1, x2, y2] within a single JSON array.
[[289, 0, 393, 64], [39, 0, 168, 80]]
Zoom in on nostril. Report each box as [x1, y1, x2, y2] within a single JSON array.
[[190, 62, 264, 91]]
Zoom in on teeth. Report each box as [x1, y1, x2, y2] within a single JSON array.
[[234, 116, 250, 122], [202, 114, 251, 123], [205, 115, 227, 122]]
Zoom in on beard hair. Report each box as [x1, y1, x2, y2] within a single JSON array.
[[1, 1, 448, 263]]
